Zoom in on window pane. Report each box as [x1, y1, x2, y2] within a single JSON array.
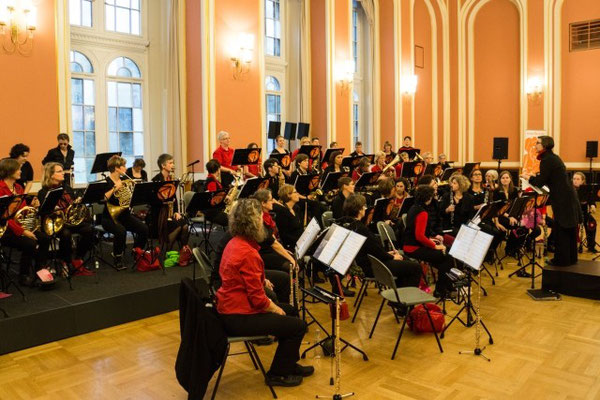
[[82, 0, 92, 27], [266, 39, 274, 56], [109, 131, 119, 152], [72, 106, 84, 130], [116, 0, 129, 7], [275, 39, 280, 56], [133, 108, 143, 132], [119, 132, 134, 155], [123, 58, 141, 77], [274, 1, 280, 19], [84, 106, 95, 130], [106, 0, 115, 4], [71, 78, 83, 104], [108, 107, 117, 131], [131, 10, 140, 35], [106, 5, 115, 31], [85, 131, 96, 156], [70, 63, 83, 73], [74, 158, 86, 184], [117, 82, 132, 107], [116, 7, 130, 33], [132, 83, 142, 107], [275, 20, 281, 38], [133, 132, 144, 156], [131, 0, 140, 10], [266, 19, 274, 37], [83, 79, 94, 105], [73, 131, 84, 155], [266, 1, 273, 19], [118, 108, 133, 131], [107, 81, 117, 107], [85, 158, 95, 183], [69, 0, 81, 25]]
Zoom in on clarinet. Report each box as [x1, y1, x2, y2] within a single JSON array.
[[450, 192, 455, 226]]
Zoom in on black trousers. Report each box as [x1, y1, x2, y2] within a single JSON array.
[[1, 231, 51, 276], [265, 269, 291, 304], [405, 247, 454, 293], [219, 303, 307, 376], [101, 211, 149, 256], [204, 209, 228, 227], [553, 225, 578, 266], [57, 223, 94, 262], [385, 259, 422, 288], [260, 248, 291, 273]]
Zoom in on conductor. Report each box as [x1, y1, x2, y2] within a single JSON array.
[[521, 136, 581, 267]]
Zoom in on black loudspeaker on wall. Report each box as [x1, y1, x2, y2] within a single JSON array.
[[493, 137, 509, 160], [586, 141, 598, 158]]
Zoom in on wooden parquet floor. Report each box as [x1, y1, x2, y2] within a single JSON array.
[[2, 252, 600, 399]]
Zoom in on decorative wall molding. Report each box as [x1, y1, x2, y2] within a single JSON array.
[[70, 32, 150, 52], [201, 0, 216, 163], [544, 0, 564, 152]]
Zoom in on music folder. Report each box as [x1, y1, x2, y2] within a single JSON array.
[[232, 148, 262, 166], [321, 148, 345, 163], [424, 163, 442, 176], [295, 217, 321, 259], [403, 148, 421, 160], [449, 224, 494, 271], [294, 174, 320, 197], [129, 182, 161, 207], [90, 152, 123, 174], [398, 196, 415, 216], [270, 152, 292, 170], [312, 224, 366, 275], [355, 172, 380, 189], [186, 190, 227, 216], [81, 182, 110, 204], [39, 188, 64, 216], [299, 145, 322, 160], [440, 167, 460, 181], [400, 161, 425, 178], [238, 177, 270, 198], [461, 162, 481, 178], [341, 155, 362, 169], [321, 172, 342, 192]]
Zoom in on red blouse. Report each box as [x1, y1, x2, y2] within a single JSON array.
[[216, 236, 271, 315], [0, 180, 26, 236], [206, 174, 223, 192], [213, 146, 238, 171], [403, 211, 437, 253]]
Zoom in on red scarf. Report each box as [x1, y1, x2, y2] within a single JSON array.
[[263, 211, 279, 239]]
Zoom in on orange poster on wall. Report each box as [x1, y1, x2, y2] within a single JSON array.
[[522, 130, 545, 176]]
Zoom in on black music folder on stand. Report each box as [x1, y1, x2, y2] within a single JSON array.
[[284, 122, 297, 140], [294, 174, 321, 197], [461, 162, 481, 178], [129, 182, 159, 207], [321, 172, 342, 192], [39, 188, 64, 216], [238, 177, 270, 199], [81, 182, 110, 204], [355, 172, 380, 189], [296, 122, 310, 139], [403, 148, 421, 160], [267, 121, 281, 139], [270, 152, 292, 170], [362, 198, 391, 226], [186, 190, 227, 217], [91, 152, 122, 175], [362, 154, 376, 164], [321, 148, 345, 164], [299, 144, 322, 160], [440, 167, 460, 181], [398, 196, 415, 216], [341, 155, 362, 170], [400, 161, 425, 178], [424, 163, 443, 176], [232, 148, 262, 167]]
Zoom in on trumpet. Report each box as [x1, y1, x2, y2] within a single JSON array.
[[382, 154, 401, 173]]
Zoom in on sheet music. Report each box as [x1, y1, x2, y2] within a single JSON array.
[[521, 178, 550, 194], [449, 225, 478, 264], [330, 231, 367, 275], [449, 225, 494, 271], [295, 218, 321, 259], [314, 225, 349, 265]]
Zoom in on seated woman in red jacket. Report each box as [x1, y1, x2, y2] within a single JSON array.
[[402, 185, 455, 297], [216, 198, 312, 387], [0, 158, 51, 286]]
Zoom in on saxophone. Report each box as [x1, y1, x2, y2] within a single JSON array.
[[224, 175, 242, 214], [107, 174, 136, 222]]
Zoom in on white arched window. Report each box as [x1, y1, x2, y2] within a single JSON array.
[[353, 90, 359, 145], [105, 0, 141, 35], [107, 57, 144, 167], [69, 0, 93, 27], [70, 51, 96, 183], [266, 75, 281, 153]]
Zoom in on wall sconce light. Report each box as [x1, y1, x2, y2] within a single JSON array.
[[230, 33, 254, 80], [526, 77, 543, 100], [0, 0, 37, 56], [337, 60, 355, 92], [401, 75, 418, 95]]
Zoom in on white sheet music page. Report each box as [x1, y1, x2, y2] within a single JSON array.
[[295, 218, 321, 259], [316, 225, 350, 266], [464, 230, 494, 270], [330, 231, 367, 275], [449, 225, 478, 264]]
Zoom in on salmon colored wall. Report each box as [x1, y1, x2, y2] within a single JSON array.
[[0, 0, 58, 176], [214, 0, 261, 150], [413, 0, 433, 154], [310, 0, 327, 144], [449, 0, 459, 161], [473, 0, 520, 162], [560, 0, 600, 163], [379, 0, 395, 149], [334, 0, 350, 151], [400, 0, 413, 150], [527, 0, 544, 131], [186, 0, 203, 167]]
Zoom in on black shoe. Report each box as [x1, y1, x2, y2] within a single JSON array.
[[251, 337, 274, 346], [342, 287, 355, 297], [113, 254, 126, 271], [265, 373, 303, 387], [515, 269, 531, 278], [294, 363, 314, 377], [312, 274, 325, 284]]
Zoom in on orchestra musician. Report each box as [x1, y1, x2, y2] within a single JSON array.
[[244, 142, 261, 179], [394, 178, 410, 206], [323, 150, 344, 175], [274, 184, 304, 251], [493, 171, 519, 232], [290, 154, 310, 184], [337, 193, 421, 287], [438, 153, 451, 170], [9, 143, 34, 194], [42, 134, 75, 186], [126, 158, 148, 182], [469, 169, 486, 210], [331, 177, 355, 220], [521, 136, 581, 266], [484, 169, 499, 192], [102, 155, 149, 270], [421, 152, 434, 165], [371, 151, 395, 179], [264, 158, 284, 200], [383, 141, 396, 163], [271, 135, 292, 179], [329, 141, 338, 148], [402, 185, 454, 298], [212, 130, 239, 187], [352, 157, 371, 182], [150, 154, 190, 250], [439, 174, 475, 237], [416, 175, 445, 242], [397, 136, 414, 154], [0, 158, 51, 286], [350, 141, 365, 157], [38, 162, 95, 276], [291, 136, 311, 161], [204, 159, 230, 227], [215, 199, 312, 388], [573, 171, 597, 253]]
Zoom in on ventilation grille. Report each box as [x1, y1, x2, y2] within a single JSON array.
[[570, 19, 600, 51]]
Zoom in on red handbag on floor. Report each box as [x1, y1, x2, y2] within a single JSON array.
[[134, 247, 161, 272], [178, 245, 192, 266], [408, 303, 445, 333]]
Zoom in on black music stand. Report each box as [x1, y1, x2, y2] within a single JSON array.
[[267, 121, 281, 151], [270, 152, 292, 171], [321, 172, 342, 193], [80, 182, 113, 274], [284, 123, 297, 152], [579, 184, 599, 255], [187, 190, 227, 257], [299, 145, 322, 160], [400, 161, 425, 179], [232, 148, 262, 168], [355, 172, 380, 191], [0, 195, 27, 302], [321, 148, 345, 164], [238, 177, 270, 198], [341, 156, 362, 170], [294, 174, 320, 197], [424, 163, 443, 177], [461, 163, 481, 178], [91, 152, 122, 178], [362, 154, 376, 164], [297, 122, 310, 139], [440, 167, 460, 181], [404, 148, 421, 160]]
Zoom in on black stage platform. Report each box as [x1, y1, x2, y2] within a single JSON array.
[[0, 229, 225, 355], [542, 260, 600, 300]]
